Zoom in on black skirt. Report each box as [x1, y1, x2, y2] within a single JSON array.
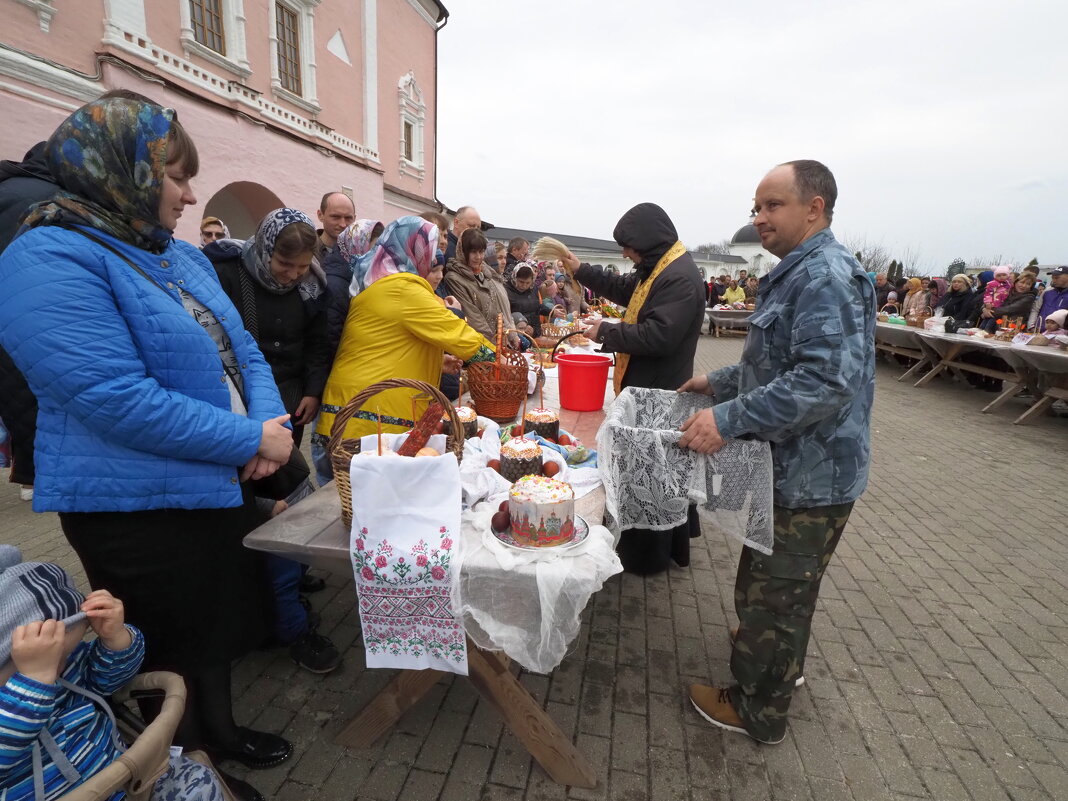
[[616, 505, 701, 575], [59, 486, 271, 672]]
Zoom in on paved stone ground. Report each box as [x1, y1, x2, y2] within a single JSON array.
[[3, 335, 1068, 801]]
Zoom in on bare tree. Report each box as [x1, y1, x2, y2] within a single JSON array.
[[896, 246, 926, 277], [842, 236, 892, 274], [693, 239, 734, 257], [967, 255, 1008, 270]]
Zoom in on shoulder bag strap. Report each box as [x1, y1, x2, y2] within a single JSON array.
[[59, 225, 167, 293]]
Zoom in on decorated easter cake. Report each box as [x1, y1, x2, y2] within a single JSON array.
[[522, 406, 560, 441], [508, 475, 576, 547], [441, 405, 478, 440], [498, 436, 543, 482]]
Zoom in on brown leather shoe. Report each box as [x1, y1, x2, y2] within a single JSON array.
[[727, 628, 805, 688], [688, 684, 785, 745]]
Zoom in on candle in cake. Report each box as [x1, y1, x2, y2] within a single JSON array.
[[376, 405, 383, 455]]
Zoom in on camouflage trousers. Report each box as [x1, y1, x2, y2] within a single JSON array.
[[728, 502, 854, 743]]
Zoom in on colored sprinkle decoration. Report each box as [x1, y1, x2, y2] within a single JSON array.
[[501, 437, 542, 459], [524, 407, 559, 423], [509, 474, 574, 504]]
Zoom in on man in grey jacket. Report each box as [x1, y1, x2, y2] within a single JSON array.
[[677, 160, 876, 744]]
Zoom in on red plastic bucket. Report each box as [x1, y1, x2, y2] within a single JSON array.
[[555, 353, 612, 411]]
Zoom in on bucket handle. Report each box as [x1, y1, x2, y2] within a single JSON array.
[[550, 330, 615, 366]]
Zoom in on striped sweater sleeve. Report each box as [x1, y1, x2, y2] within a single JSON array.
[[0, 673, 60, 774], [84, 625, 146, 695]]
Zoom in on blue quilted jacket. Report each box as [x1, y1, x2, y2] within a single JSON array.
[[0, 225, 286, 512]]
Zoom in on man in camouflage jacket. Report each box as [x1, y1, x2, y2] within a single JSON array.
[[677, 160, 876, 744]]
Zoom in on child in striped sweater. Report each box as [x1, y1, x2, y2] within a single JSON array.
[[0, 545, 223, 800]]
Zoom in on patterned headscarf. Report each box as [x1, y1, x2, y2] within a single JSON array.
[[353, 216, 438, 295], [21, 98, 177, 253], [929, 277, 948, 306], [337, 218, 383, 262], [241, 208, 326, 300]]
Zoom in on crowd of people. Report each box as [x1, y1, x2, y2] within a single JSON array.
[[0, 91, 665, 801], [874, 265, 1068, 334], [0, 88, 1053, 800]]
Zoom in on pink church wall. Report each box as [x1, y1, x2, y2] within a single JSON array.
[[378, 2, 438, 198], [0, 1, 442, 240]]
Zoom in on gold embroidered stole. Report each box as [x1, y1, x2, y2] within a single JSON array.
[[612, 240, 688, 394]]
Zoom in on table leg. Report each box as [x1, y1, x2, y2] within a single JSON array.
[[466, 644, 598, 789], [333, 667, 444, 748], [981, 382, 1024, 413], [913, 343, 963, 387], [1014, 395, 1056, 425], [898, 355, 931, 383], [1014, 386, 1068, 425]]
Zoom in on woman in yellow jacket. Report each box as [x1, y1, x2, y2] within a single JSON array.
[[314, 217, 494, 479], [722, 279, 746, 305]]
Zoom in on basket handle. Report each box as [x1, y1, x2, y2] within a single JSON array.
[[327, 378, 463, 462]]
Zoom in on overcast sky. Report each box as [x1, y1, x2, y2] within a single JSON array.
[[437, 0, 1066, 271]]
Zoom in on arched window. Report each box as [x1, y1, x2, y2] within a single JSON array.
[[398, 71, 426, 181]]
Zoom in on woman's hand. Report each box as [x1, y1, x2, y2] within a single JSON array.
[[294, 396, 320, 425], [442, 354, 462, 375], [82, 589, 132, 651], [259, 414, 293, 461], [981, 308, 993, 319], [444, 295, 462, 311], [241, 455, 282, 481], [11, 620, 66, 685]]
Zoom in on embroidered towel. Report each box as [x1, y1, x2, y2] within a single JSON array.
[[349, 435, 468, 674]]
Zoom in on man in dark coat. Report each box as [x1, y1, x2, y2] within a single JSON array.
[[563, 203, 706, 391], [0, 142, 57, 499], [562, 202, 706, 574]]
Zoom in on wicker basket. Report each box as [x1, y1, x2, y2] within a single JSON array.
[[329, 378, 463, 527], [906, 305, 933, 328], [542, 320, 578, 338], [467, 315, 529, 423]]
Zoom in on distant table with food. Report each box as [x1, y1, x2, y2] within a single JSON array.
[[707, 308, 753, 337]]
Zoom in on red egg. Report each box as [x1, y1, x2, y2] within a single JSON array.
[[487, 458, 501, 472], [498, 500, 509, 513], [558, 434, 572, 446], [491, 510, 511, 532], [542, 462, 561, 478]]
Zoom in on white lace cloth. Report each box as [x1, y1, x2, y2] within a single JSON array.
[[597, 387, 774, 554], [450, 503, 622, 674]]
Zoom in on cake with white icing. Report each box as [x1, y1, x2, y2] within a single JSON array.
[[522, 407, 560, 441], [508, 475, 576, 547], [441, 405, 478, 440]]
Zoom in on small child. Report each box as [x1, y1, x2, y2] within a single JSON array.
[[0, 545, 224, 800]]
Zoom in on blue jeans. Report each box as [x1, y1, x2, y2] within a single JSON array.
[[265, 478, 315, 643], [310, 432, 334, 487]]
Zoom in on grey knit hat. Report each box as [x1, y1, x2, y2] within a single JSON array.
[[0, 545, 86, 665]]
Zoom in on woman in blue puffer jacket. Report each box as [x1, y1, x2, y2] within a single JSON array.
[[0, 96, 294, 796]]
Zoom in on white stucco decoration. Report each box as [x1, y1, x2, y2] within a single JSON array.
[[327, 29, 351, 65]]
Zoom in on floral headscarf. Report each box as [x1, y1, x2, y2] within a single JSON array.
[[352, 216, 438, 295], [240, 208, 326, 300], [337, 218, 382, 262], [22, 98, 176, 253]]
